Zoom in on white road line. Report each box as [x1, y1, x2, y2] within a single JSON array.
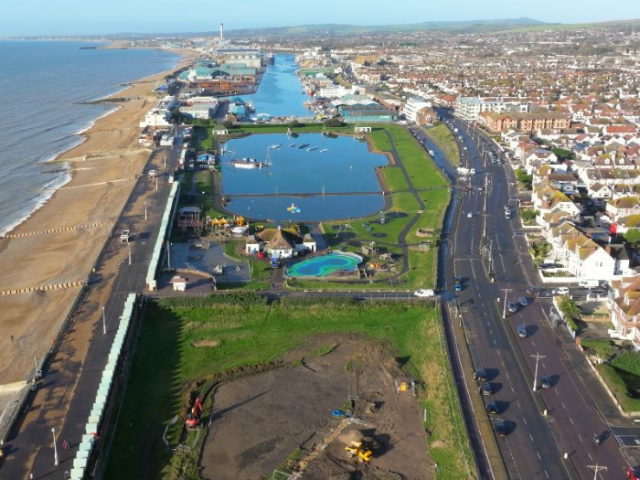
[[537, 451, 541, 460], [578, 434, 583, 442], [506, 373, 510, 379], [555, 389, 559, 396], [511, 386, 515, 393], [542, 363, 546, 369], [545, 471, 549, 479], [569, 418, 574, 425], [523, 417, 527, 425], [561, 402, 566, 410], [490, 330, 493, 335], [588, 453, 593, 461], [529, 434, 534, 442]]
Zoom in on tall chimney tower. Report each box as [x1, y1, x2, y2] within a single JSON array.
[[220, 23, 224, 42]]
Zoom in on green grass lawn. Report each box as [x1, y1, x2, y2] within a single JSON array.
[[195, 171, 213, 195], [105, 296, 474, 480], [382, 166, 410, 191], [424, 124, 460, 167]]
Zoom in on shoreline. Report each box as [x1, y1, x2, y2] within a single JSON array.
[[1, 48, 189, 238]]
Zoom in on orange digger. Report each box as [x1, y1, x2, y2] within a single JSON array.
[[185, 397, 203, 428]]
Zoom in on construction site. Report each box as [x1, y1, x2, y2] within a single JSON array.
[[199, 338, 434, 480]]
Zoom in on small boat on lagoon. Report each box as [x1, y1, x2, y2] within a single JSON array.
[[306, 147, 318, 152], [298, 143, 309, 149], [289, 143, 296, 148], [319, 149, 328, 153], [228, 157, 267, 169], [268, 144, 282, 150]]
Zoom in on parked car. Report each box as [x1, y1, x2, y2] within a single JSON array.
[[486, 401, 499, 415], [474, 368, 488, 382], [517, 324, 527, 338], [414, 289, 435, 298], [494, 420, 508, 438], [481, 383, 493, 396], [553, 287, 570, 296], [518, 296, 528, 306], [454, 278, 462, 292], [508, 302, 518, 313], [540, 376, 552, 389]]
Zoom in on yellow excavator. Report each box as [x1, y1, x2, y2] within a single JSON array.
[[344, 441, 373, 463]]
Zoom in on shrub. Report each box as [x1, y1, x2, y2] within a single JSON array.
[[581, 339, 614, 359], [597, 363, 640, 412], [324, 118, 345, 128]]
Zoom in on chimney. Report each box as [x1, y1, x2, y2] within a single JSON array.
[[220, 22, 224, 42]]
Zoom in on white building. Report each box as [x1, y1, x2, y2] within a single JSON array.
[[403, 96, 431, 123], [455, 97, 531, 121], [318, 85, 349, 99], [140, 96, 179, 128]]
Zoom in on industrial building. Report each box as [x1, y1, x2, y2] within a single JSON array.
[[339, 104, 396, 123]]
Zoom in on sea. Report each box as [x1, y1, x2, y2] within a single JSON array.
[[0, 41, 179, 236]]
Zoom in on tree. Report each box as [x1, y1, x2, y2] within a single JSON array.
[[551, 147, 574, 161], [222, 120, 234, 129], [623, 228, 640, 246], [324, 118, 345, 128], [288, 119, 301, 128]]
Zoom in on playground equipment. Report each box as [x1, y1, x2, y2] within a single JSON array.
[[185, 397, 203, 428], [287, 203, 301, 214], [394, 378, 416, 395], [344, 441, 373, 463], [332, 409, 353, 418]]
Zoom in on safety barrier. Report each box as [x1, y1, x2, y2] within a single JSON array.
[[146, 182, 180, 290], [68, 293, 137, 480]]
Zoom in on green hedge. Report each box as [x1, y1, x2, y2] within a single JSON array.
[[597, 363, 640, 412], [611, 350, 640, 376]]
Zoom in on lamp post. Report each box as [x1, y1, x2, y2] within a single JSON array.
[[128, 242, 132, 266], [502, 288, 511, 319], [102, 306, 106, 335], [144, 201, 147, 221], [531, 353, 546, 392], [167, 240, 171, 269], [52, 427, 58, 466]]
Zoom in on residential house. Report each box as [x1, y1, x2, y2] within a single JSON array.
[[605, 196, 640, 222], [608, 277, 640, 349]]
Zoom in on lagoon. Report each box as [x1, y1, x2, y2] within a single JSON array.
[[229, 53, 312, 118], [221, 133, 388, 221]]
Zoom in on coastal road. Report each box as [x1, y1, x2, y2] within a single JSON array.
[[0, 132, 184, 479], [439, 108, 630, 479]]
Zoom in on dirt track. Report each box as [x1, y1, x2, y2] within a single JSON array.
[[200, 337, 434, 480]]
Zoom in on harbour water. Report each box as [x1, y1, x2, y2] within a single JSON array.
[[0, 41, 179, 235], [230, 53, 312, 118], [221, 133, 388, 221]]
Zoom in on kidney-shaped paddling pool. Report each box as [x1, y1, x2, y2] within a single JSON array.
[[286, 253, 362, 278]]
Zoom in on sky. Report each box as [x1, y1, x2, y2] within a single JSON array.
[[2, 0, 640, 36]]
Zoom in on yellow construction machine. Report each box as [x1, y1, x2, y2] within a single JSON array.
[[344, 441, 373, 463]]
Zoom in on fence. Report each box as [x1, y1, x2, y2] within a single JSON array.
[[146, 182, 180, 290]]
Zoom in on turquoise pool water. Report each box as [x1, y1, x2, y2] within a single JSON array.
[[286, 253, 362, 278]]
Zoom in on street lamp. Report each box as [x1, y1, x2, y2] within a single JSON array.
[[128, 242, 132, 266], [102, 306, 106, 335], [144, 201, 147, 221], [52, 427, 58, 466], [531, 353, 546, 392]]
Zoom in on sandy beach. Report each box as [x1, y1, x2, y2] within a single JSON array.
[[0, 48, 195, 384]]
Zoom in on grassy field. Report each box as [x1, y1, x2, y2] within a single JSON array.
[[424, 124, 460, 167], [105, 296, 474, 480]]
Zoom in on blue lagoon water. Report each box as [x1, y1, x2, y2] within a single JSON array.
[[0, 41, 179, 235], [221, 133, 388, 221], [229, 53, 312, 118]]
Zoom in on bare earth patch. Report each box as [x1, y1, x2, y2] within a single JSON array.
[[192, 339, 221, 348], [200, 337, 434, 480]]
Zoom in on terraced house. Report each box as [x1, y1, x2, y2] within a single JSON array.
[[608, 277, 640, 349]]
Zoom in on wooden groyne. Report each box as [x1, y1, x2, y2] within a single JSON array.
[[76, 96, 140, 106], [1, 222, 104, 240], [0, 281, 84, 297]]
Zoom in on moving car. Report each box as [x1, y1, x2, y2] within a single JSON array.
[[540, 376, 552, 389], [517, 324, 527, 338], [481, 383, 493, 396], [518, 296, 528, 306], [508, 302, 518, 313], [414, 289, 435, 298]]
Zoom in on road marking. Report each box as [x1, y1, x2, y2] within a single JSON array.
[[545, 471, 549, 479], [506, 373, 510, 379], [490, 329, 493, 335], [578, 434, 583, 442], [561, 402, 566, 410], [523, 417, 527, 425], [542, 363, 546, 369], [555, 389, 559, 396], [511, 385, 515, 393], [529, 434, 534, 442], [588, 453, 593, 461], [569, 417, 574, 425], [536, 451, 541, 460]]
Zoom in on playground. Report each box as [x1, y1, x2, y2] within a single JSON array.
[[199, 337, 433, 480]]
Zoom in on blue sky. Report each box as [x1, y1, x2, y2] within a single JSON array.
[[2, 0, 640, 36]]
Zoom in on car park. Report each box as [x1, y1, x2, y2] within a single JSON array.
[[518, 296, 528, 306], [414, 289, 435, 298], [481, 383, 493, 396], [541, 376, 552, 389], [517, 324, 527, 338], [508, 302, 518, 313]]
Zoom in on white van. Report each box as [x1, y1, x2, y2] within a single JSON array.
[[579, 280, 599, 288]]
